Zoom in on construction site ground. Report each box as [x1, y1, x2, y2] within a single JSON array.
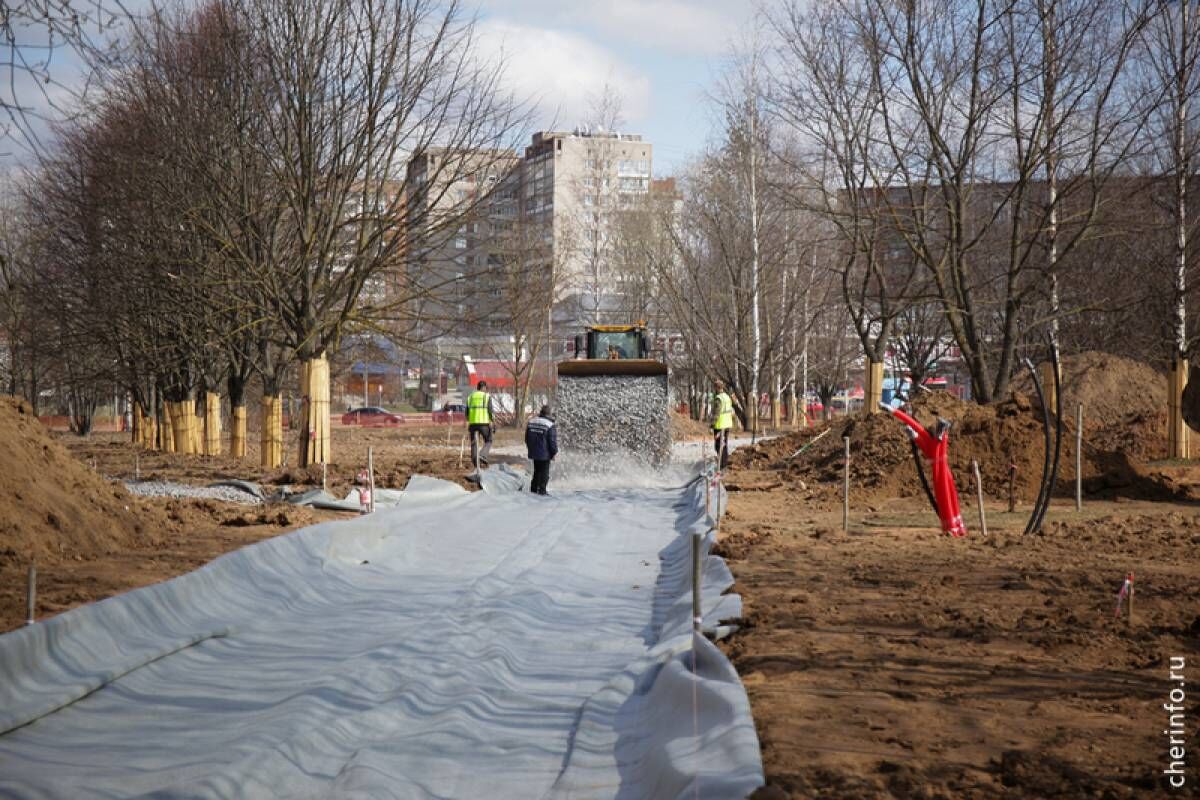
[[721, 483, 1199, 798], [2, 351, 1199, 798], [0, 421, 520, 633]]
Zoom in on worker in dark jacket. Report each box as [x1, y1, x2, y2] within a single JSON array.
[[525, 405, 558, 495]]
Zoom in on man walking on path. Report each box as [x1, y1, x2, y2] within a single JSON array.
[[525, 405, 558, 495], [467, 381, 494, 467], [712, 381, 735, 470]]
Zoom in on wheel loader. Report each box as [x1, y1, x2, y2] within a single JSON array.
[[555, 324, 672, 466]]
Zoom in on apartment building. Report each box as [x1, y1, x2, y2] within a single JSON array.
[[403, 147, 522, 339], [522, 129, 654, 332], [399, 131, 657, 393]]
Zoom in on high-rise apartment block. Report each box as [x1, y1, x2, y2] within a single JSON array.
[[402, 130, 654, 352]]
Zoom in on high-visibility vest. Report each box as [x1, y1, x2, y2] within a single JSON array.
[[467, 390, 491, 425], [713, 392, 734, 431]]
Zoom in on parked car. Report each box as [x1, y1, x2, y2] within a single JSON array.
[[341, 406, 404, 426], [431, 402, 467, 424]]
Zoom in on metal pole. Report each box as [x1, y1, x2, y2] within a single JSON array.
[[458, 434, 466, 469], [25, 562, 36, 625], [1008, 463, 1016, 513], [972, 459, 988, 536], [367, 446, 375, 513], [1075, 403, 1083, 512], [842, 436, 850, 532], [1128, 572, 1134, 623], [322, 462, 327, 493], [714, 471, 722, 535], [134, 452, 139, 481], [691, 531, 702, 633]]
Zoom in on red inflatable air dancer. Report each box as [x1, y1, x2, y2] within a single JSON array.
[[885, 406, 967, 537]]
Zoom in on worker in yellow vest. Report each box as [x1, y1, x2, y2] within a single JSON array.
[[466, 380, 494, 467], [712, 380, 735, 469]]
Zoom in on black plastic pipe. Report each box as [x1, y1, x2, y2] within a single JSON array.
[[910, 437, 939, 515], [1031, 342, 1064, 534], [1024, 357, 1054, 535]]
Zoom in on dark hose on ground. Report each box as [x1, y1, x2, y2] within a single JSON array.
[[910, 438, 939, 515], [1032, 342, 1064, 534], [1024, 357, 1053, 535]]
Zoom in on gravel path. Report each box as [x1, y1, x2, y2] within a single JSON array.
[[123, 480, 263, 505]]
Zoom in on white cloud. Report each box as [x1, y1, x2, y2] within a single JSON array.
[[475, 0, 745, 57], [476, 19, 652, 129]]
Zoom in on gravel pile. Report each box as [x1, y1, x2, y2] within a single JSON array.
[[556, 374, 672, 466], [124, 480, 264, 505]]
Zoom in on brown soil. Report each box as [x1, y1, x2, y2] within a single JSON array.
[[1012, 350, 1165, 428], [724, 356, 1200, 796], [671, 410, 712, 440], [0, 414, 514, 633], [732, 390, 1185, 508], [1013, 350, 1172, 462], [67, 424, 516, 497], [0, 397, 166, 564], [717, 480, 1200, 798]]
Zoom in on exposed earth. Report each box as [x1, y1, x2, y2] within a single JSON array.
[[721, 353, 1200, 797], [2, 352, 1199, 797]]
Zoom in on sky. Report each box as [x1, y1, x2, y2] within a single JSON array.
[[1, 0, 759, 175], [471, 0, 758, 176]]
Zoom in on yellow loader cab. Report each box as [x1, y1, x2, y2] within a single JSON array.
[[557, 324, 669, 377]]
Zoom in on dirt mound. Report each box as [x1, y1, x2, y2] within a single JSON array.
[[670, 411, 711, 440], [0, 397, 162, 565], [1013, 351, 1167, 461], [1013, 351, 1164, 424], [732, 391, 1172, 504]]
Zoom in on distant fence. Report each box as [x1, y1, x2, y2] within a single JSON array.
[[40, 412, 467, 433]]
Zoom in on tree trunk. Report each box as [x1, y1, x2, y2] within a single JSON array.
[[203, 392, 222, 456], [228, 374, 247, 458], [1039, 362, 1061, 420], [261, 394, 283, 468], [162, 403, 175, 453], [168, 399, 195, 454], [864, 360, 884, 414], [1171, 0, 1191, 459], [299, 354, 330, 467], [1170, 358, 1191, 459], [191, 396, 204, 454], [231, 405, 247, 458], [140, 404, 158, 450]]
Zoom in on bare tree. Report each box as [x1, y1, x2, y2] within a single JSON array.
[[1135, 1, 1200, 455], [1, 0, 136, 153], [482, 166, 561, 427], [772, 0, 1152, 404]]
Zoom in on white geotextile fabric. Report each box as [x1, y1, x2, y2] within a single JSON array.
[[0, 471, 761, 799]]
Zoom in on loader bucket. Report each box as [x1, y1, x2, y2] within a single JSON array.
[[555, 368, 672, 467]]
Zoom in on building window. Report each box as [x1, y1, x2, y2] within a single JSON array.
[[455, 237, 467, 249]]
